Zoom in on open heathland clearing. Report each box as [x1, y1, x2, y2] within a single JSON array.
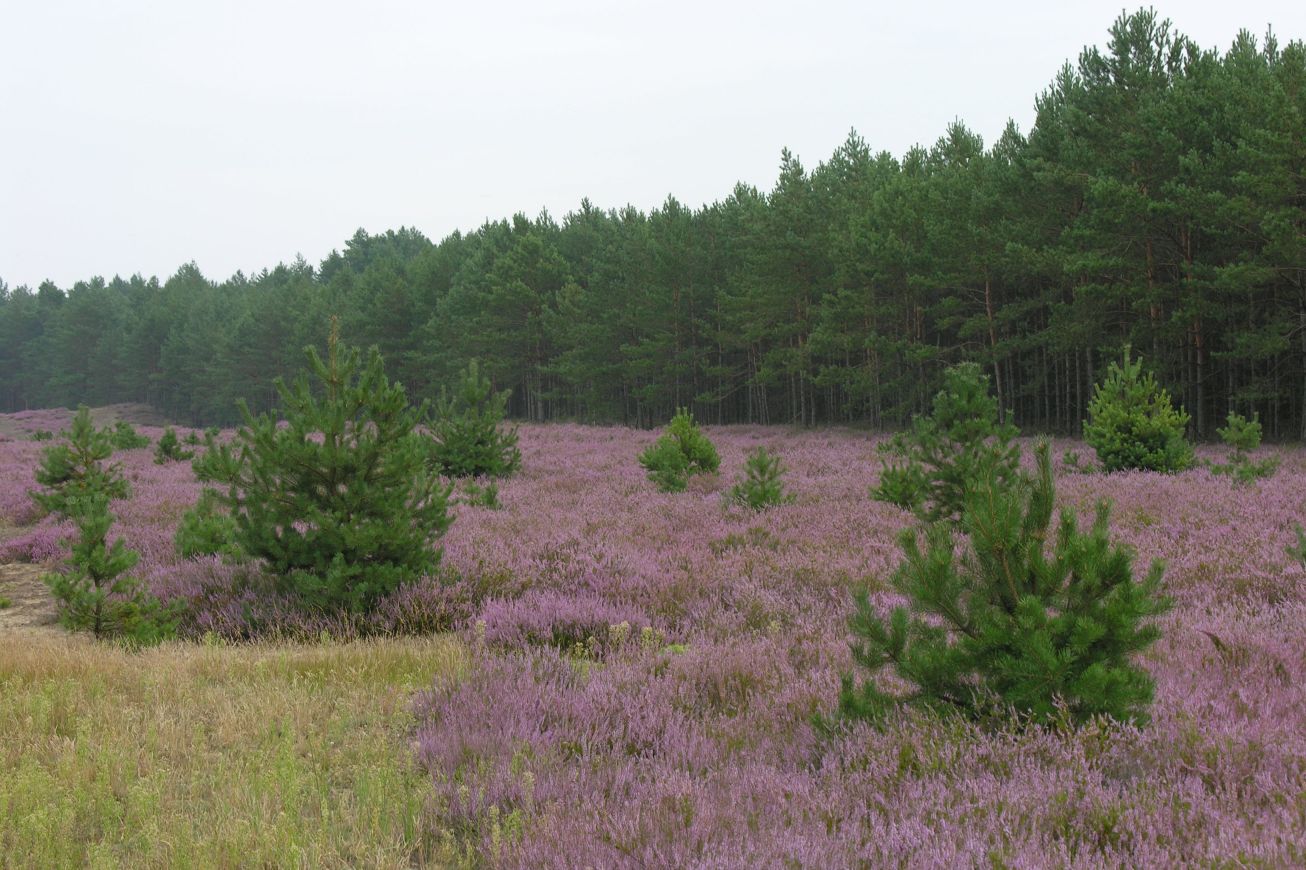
[[1, 413, 1304, 866]]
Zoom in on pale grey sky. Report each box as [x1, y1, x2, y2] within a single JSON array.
[[2, 0, 1303, 289]]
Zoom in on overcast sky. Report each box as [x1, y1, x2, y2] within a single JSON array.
[[2, 0, 1304, 289]]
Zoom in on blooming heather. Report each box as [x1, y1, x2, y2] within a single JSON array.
[[2, 415, 1304, 865]]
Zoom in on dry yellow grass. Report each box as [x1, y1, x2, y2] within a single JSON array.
[[0, 629, 466, 869]]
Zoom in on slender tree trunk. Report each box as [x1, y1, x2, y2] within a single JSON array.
[[1300, 298, 1306, 440], [983, 270, 1003, 420]]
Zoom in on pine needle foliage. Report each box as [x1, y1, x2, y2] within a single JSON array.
[[108, 421, 151, 450], [32, 405, 130, 518], [1084, 348, 1193, 473], [1210, 412, 1278, 484], [174, 489, 241, 560], [44, 493, 176, 644], [727, 446, 794, 510], [194, 320, 452, 613], [154, 426, 195, 464], [840, 442, 1170, 727], [872, 363, 1019, 525], [426, 359, 521, 478], [638, 408, 720, 493], [458, 480, 501, 510]]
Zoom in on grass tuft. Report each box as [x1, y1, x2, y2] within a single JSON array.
[[0, 631, 465, 869]]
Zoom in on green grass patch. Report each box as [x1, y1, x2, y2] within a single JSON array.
[[0, 632, 466, 868]]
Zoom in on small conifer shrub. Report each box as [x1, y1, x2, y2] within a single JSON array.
[[32, 406, 130, 518], [427, 359, 521, 478], [154, 426, 195, 464], [1084, 348, 1193, 473], [194, 320, 452, 613], [44, 493, 176, 644], [174, 489, 241, 560], [727, 446, 794, 510], [31, 429, 54, 442], [1210, 412, 1278, 484], [638, 408, 720, 493], [108, 420, 151, 450], [872, 363, 1020, 525], [839, 441, 1170, 727]]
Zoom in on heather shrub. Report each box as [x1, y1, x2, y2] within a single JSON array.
[[44, 493, 176, 644], [871, 362, 1020, 525], [1210, 412, 1278, 484], [427, 359, 521, 478], [639, 408, 720, 493], [839, 441, 1170, 727], [477, 590, 650, 656], [363, 572, 477, 635], [727, 446, 794, 511], [709, 525, 782, 555], [108, 420, 151, 450], [174, 489, 240, 560], [194, 321, 453, 614], [1084, 348, 1193, 473], [32, 405, 130, 518], [153, 426, 195, 464]]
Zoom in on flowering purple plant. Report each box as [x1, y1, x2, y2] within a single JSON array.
[[2, 414, 1304, 864]]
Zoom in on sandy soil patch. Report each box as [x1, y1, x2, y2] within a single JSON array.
[[0, 562, 60, 635]]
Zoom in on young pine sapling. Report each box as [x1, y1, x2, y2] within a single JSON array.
[[727, 446, 794, 511], [872, 362, 1020, 526], [1084, 347, 1193, 474], [638, 408, 720, 493], [839, 441, 1170, 728], [194, 320, 452, 614], [427, 359, 521, 479], [32, 405, 130, 519]]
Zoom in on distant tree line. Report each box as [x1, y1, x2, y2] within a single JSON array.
[[2, 11, 1304, 437]]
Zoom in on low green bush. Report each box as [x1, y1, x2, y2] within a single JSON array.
[[426, 360, 521, 479], [1209, 412, 1278, 484], [108, 421, 151, 450], [1084, 348, 1192, 473], [727, 447, 794, 510], [638, 408, 720, 493], [175, 489, 241, 560], [154, 426, 195, 464], [839, 441, 1171, 727]]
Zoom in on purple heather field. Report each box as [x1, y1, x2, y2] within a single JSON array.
[[1, 409, 1304, 867]]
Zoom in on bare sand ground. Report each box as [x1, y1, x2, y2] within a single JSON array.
[[0, 525, 62, 637]]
